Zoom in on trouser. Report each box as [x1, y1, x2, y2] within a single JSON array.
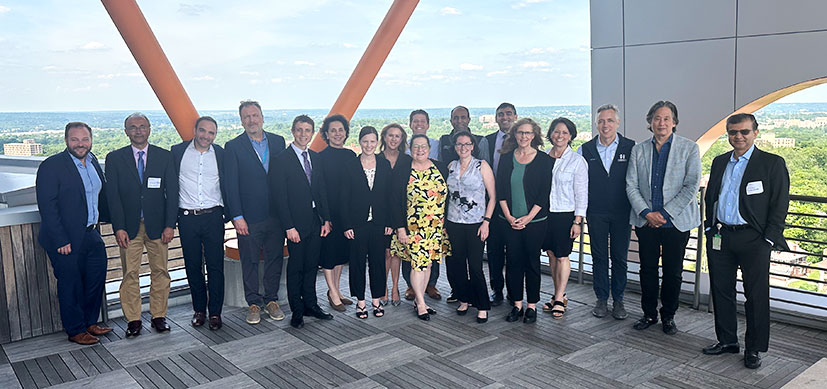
[[707, 226, 772, 352], [588, 213, 631, 302], [119, 221, 170, 321], [348, 222, 387, 301], [486, 217, 508, 296], [402, 256, 440, 287], [178, 209, 225, 316], [446, 221, 491, 310], [635, 226, 690, 320], [48, 227, 107, 337], [237, 218, 284, 307], [505, 221, 546, 304], [286, 219, 321, 317]]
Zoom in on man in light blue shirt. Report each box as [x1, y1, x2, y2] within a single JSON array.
[[716, 145, 754, 225]]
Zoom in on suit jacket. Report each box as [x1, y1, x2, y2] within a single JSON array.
[[704, 147, 790, 250], [223, 131, 286, 224], [390, 157, 449, 230], [171, 140, 228, 222], [271, 146, 331, 238], [625, 134, 701, 232], [484, 130, 505, 168], [105, 144, 178, 240], [342, 155, 392, 231], [36, 150, 109, 252]]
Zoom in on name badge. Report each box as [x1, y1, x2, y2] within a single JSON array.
[[147, 177, 161, 189], [712, 234, 722, 251], [746, 181, 764, 195], [617, 153, 628, 162]]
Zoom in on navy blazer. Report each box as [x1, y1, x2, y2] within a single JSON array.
[[105, 144, 178, 240], [36, 150, 109, 253], [171, 140, 228, 221], [341, 155, 392, 231], [704, 147, 790, 251], [271, 145, 331, 238], [223, 131, 286, 225]]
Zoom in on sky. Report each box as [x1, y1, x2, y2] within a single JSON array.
[[0, 0, 591, 112]]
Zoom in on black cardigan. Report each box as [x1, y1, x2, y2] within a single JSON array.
[[341, 155, 393, 231], [495, 150, 552, 222], [390, 157, 449, 231]]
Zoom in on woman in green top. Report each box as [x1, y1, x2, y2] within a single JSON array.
[[495, 118, 552, 324]]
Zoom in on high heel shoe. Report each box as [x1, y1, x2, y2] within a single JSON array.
[[413, 302, 430, 321], [476, 312, 488, 324]]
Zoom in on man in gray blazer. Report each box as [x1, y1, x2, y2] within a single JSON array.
[[626, 101, 700, 335]]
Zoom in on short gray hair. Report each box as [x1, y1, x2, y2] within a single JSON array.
[[124, 112, 150, 128], [595, 104, 620, 123]]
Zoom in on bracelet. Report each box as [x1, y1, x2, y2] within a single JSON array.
[[482, 216, 491, 222]]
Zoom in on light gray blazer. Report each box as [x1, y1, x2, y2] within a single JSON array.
[[625, 134, 701, 232]]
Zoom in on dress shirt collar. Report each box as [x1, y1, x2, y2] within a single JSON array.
[[291, 142, 310, 161], [246, 132, 267, 144], [651, 133, 674, 147], [597, 134, 619, 148], [730, 144, 755, 163], [131, 144, 148, 156], [70, 153, 88, 168], [188, 140, 214, 154]]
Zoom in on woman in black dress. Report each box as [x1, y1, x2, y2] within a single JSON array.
[[319, 114, 357, 311], [376, 123, 410, 306], [343, 126, 393, 318]]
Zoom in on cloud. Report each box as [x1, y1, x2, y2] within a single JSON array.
[[0, 5, 10, 13], [239, 71, 260, 76], [440, 7, 461, 15], [522, 61, 550, 68], [178, 3, 208, 16], [80, 41, 106, 50], [513, 0, 549, 9], [460, 63, 483, 71], [294, 60, 315, 66], [97, 83, 111, 88], [527, 47, 560, 55], [270, 78, 282, 83], [487, 70, 510, 77], [42, 65, 59, 71], [192, 75, 214, 81], [342, 43, 357, 48]]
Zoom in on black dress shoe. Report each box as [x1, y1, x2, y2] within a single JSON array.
[[456, 307, 468, 316], [476, 315, 488, 324], [661, 318, 677, 335], [702, 342, 740, 355], [506, 307, 524, 322], [290, 315, 304, 329], [126, 320, 142, 338], [151, 317, 171, 332], [208, 315, 222, 331], [490, 293, 504, 307], [191, 312, 206, 327], [632, 316, 657, 330], [306, 306, 334, 320], [523, 308, 537, 324], [744, 350, 761, 369]]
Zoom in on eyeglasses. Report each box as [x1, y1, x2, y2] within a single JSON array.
[[411, 144, 430, 150], [515, 131, 534, 137], [727, 129, 754, 136], [455, 143, 474, 149]]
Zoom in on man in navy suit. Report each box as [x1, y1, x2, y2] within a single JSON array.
[[272, 115, 333, 329], [224, 100, 287, 325], [37, 122, 113, 345], [171, 116, 227, 330], [106, 113, 178, 337], [702, 113, 790, 369]]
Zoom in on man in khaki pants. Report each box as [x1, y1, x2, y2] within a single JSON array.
[[105, 112, 178, 337]]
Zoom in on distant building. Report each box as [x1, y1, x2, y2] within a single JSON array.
[[479, 114, 497, 129], [755, 132, 795, 148], [3, 139, 42, 156]]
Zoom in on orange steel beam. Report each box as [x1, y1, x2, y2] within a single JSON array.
[[309, 0, 419, 152], [102, 0, 199, 141]]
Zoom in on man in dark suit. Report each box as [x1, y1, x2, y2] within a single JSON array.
[[483, 102, 517, 306], [272, 115, 333, 329], [702, 113, 790, 369], [224, 100, 287, 325], [171, 116, 227, 330], [106, 112, 178, 337], [36, 122, 113, 345], [578, 104, 635, 320]]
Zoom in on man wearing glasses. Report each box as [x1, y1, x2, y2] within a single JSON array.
[[701, 113, 790, 369]]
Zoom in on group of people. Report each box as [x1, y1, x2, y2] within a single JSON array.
[[36, 99, 789, 370]]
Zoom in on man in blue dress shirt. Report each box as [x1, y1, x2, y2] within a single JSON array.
[[36, 122, 112, 345]]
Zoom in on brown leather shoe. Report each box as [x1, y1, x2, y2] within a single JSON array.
[[404, 287, 415, 301], [68, 332, 99, 345], [426, 285, 442, 300], [151, 317, 171, 332], [191, 312, 206, 327], [87, 324, 113, 336], [208, 315, 222, 331]]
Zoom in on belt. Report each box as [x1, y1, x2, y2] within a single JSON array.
[[86, 224, 97, 231], [180, 206, 222, 216], [717, 222, 751, 232]]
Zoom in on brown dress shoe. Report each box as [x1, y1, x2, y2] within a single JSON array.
[[208, 315, 222, 330], [426, 285, 442, 300], [191, 312, 206, 327], [68, 332, 99, 345], [87, 324, 113, 336], [151, 317, 171, 332], [404, 287, 415, 301]]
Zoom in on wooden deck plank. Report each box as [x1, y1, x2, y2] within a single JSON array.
[[125, 365, 158, 389], [178, 351, 221, 382], [69, 348, 98, 377], [22, 359, 48, 389], [10, 361, 35, 389], [167, 354, 208, 386], [46, 354, 75, 384], [146, 360, 187, 389], [10, 226, 32, 340], [84, 346, 112, 374], [135, 363, 173, 389], [1, 226, 22, 343], [32, 229, 54, 336], [58, 352, 87, 380], [21, 225, 42, 338], [35, 356, 62, 387]]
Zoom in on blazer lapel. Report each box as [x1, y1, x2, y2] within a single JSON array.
[[122, 146, 141, 185], [642, 140, 653, 190], [62, 151, 86, 204], [241, 135, 267, 175]]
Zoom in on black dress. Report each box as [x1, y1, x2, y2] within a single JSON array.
[[319, 146, 357, 269]]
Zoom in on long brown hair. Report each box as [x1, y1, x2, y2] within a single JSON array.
[[499, 118, 543, 154], [379, 123, 408, 154]]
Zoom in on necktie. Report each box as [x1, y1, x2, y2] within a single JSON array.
[[137, 150, 145, 182], [301, 151, 312, 184]]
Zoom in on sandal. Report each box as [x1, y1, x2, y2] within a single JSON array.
[[356, 305, 368, 319], [549, 301, 566, 319], [372, 303, 385, 317]]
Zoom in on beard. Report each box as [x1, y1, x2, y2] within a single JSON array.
[[69, 145, 89, 160]]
